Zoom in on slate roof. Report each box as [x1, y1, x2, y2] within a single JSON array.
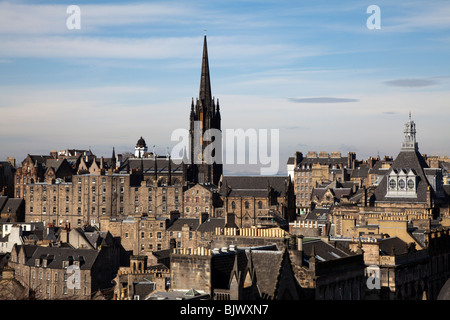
[[378, 237, 408, 255], [295, 155, 350, 170], [196, 218, 225, 233], [1, 198, 23, 214], [373, 150, 431, 203], [23, 245, 99, 270], [211, 250, 248, 290], [304, 208, 330, 222], [351, 165, 369, 178], [220, 175, 290, 198], [247, 249, 284, 298], [166, 218, 199, 232], [302, 239, 353, 262], [0, 197, 8, 211], [119, 157, 184, 174]]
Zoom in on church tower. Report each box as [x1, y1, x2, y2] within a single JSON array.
[[188, 35, 222, 185]]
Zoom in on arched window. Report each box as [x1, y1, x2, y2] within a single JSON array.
[[245, 201, 249, 209], [258, 201, 262, 209], [231, 201, 236, 210]]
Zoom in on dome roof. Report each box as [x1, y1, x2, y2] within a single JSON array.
[[136, 136, 147, 148]]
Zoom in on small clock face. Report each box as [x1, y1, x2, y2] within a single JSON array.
[[398, 179, 406, 190], [407, 179, 415, 189], [389, 179, 397, 190]]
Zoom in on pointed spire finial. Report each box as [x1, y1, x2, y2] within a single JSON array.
[[199, 34, 212, 109]]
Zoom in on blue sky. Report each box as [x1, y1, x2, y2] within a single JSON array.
[[0, 0, 449, 174]]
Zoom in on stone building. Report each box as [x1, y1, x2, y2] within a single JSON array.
[[8, 243, 116, 299], [183, 183, 220, 218], [112, 255, 170, 300], [288, 235, 366, 300], [331, 115, 450, 240], [21, 158, 185, 228], [333, 226, 450, 300], [168, 244, 300, 300], [218, 175, 295, 229], [288, 151, 356, 210]]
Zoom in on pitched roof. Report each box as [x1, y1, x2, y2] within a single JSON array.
[[196, 218, 225, 233], [1, 198, 23, 214], [24, 245, 99, 270], [246, 249, 284, 298], [220, 175, 289, 197], [120, 157, 184, 174], [166, 218, 199, 232], [302, 239, 353, 262], [373, 150, 431, 203]]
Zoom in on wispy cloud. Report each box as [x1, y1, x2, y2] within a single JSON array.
[[383, 78, 439, 88], [289, 97, 359, 103], [0, 2, 195, 35]]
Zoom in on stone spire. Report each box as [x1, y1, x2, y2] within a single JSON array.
[[199, 35, 212, 111]]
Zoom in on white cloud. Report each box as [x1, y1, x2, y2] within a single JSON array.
[[0, 2, 195, 35]]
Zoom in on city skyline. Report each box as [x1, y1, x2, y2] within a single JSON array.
[[1, 0, 449, 175]]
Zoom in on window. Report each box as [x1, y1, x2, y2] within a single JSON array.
[[398, 179, 406, 190], [245, 201, 249, 209], [141, 232, 145, 239], [407, 179, 415, 190], [389, 179, 396, 190], [231, 201, 236, 210], [258, 201, 263, 209]]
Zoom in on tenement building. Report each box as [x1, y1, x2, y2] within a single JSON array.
[[332, 114, 450, 239], [288, 151, 357, 211]]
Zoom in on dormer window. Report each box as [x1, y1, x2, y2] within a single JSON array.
[[386, 168, 417, 198], [389, 179, 396, 190], [62, 261, 69, 268], [35, 259, 40, 267], [407, 179, 415, 190]]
